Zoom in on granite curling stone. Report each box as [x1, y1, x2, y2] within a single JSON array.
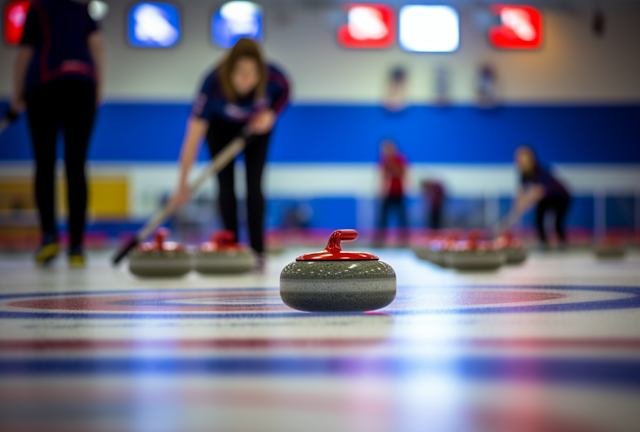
[[195, 231, 256, 274], [128, 228, 192, 277], [447, 231, 504, 271], [594, 237, 626, 259], [495, 231, 528, 265], [280, 229, 396, 312]]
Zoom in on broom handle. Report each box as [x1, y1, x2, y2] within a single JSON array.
[[135, 135, 246, 242]]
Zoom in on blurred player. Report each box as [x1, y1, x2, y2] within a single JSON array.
[[170, 38, 289, 265], [11, 0, 105, 267], [502, 145, 571, 248], [375, 140, 408, 246], [421, 179, 445, 230]]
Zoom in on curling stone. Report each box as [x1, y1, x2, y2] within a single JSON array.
[[194, 231, 256, 274], [128, 228, 192, 277], [280, 229, 396, 312], [427, 230, 461, 267], [447, 231, 504, 271], [594, 237, 626, 259], [495, 231, 528, 264]]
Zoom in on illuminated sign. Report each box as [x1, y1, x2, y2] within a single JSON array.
[[4, 1, 30, 46], [399, 5, 459, 53], [337, 3, 394, 49], [489, 5, 542, 49], [212, 1, 263, 48], [128, 2, 181, 48]]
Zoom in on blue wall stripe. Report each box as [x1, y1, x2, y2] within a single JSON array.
[[1, 103, 639, 163]]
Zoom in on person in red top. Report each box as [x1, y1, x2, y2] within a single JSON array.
[[376, 140, 408, 246]]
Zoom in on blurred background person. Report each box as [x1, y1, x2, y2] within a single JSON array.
[[169, 38, 289, 267], [375, 140, 408, 247], [421, 179, 445, 230], [11, 0, 105, 267], [501, 145, 571, 248]]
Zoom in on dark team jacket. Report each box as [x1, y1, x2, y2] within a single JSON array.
[[21, 0, 98, 92], [521, 165, 570, 199], [191, 64, 290, 123]]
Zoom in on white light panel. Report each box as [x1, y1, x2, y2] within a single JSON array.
[[399, 5, 459, 53]]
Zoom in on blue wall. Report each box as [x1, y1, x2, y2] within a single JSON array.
[[1, 103, 639, 163]]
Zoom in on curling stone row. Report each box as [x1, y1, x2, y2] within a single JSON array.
[[128, 229, 255, 277], [280, 229, 396, 313], [412, 230, 527, 271], [594, 237, 626, 259]]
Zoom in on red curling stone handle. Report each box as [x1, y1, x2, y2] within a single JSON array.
[[154, 228, 169, 251], [325, 229, 358, 253]]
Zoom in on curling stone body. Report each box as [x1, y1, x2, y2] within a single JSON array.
[[447, 249, 503, 270], [194, 231, 255, 274], [594, 244, 626, 259], [495, 232, 528, 265], [129, 249, 192, 277], [128, 229, 191, 277], [195, 250, 255, 274], [412, 247, 432, 261], [502, 247, 528, 264], [280, 260, 396, 312], [280, 229, 396, 313], [447, 233, 503, 271]]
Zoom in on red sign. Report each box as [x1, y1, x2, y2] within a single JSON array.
[[337, 3, 394, 49], [489, 5, 542, 49], [4, 1, 31, 45]]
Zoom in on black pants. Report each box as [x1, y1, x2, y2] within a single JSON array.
[[206, 116, 270, 254], [26, 81, 96, 249], [378, 195, 408, 235], [535, 196, 571, 244]]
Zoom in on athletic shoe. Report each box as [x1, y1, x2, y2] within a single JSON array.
[[34, 241, 60, 266], [68, 246, 86, 268]]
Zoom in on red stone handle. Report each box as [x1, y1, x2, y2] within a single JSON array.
[[154, 228, 169, 251], [325, 229, 358, 253], [213, 230, 236, 247]]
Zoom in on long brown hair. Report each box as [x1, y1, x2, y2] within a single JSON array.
[[217, 38, 267, 103]]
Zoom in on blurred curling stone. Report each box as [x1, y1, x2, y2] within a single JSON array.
[[195, 231, 256, 274], [128, 228, 192, 277], [411, 233, 436, 261], [280, 229, 396, 312], [495, 231, 528, 264], [447, 231, 504, 271], [594, 237, 626, 259], [427, 230, 461, 267]]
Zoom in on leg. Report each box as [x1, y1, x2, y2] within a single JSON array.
[[26, 86, 59, 242], [554, 197, 571, 244], [206, 118, 245, 241], [376, 196, 392, 244], [243, 132, 271, 254], [396, 195, 409, 243], [535, 199, 550, 245], [62, 83, 96, 251]]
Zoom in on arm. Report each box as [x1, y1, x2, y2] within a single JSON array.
[[11, 46, 34, 113], [169, 116, 210, 209], [499, 184, 544, 230], [88, 31, 105, 106]]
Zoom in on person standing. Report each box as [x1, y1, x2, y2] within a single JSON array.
[[375, 140, 408, 246], [503, 145, 572, 248], [170, 38, 290, 266], [11, 0, 105, 267]]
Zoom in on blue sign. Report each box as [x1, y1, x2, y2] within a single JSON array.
[[128, 2, 181, 48], [212, 1, 263, 48]]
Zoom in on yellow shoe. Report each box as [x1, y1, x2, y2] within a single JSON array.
[[34, 243, 60, 266], [69, 254, 86, 268]]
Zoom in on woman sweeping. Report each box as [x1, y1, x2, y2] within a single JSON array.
[[170, 38, 290, 267]]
